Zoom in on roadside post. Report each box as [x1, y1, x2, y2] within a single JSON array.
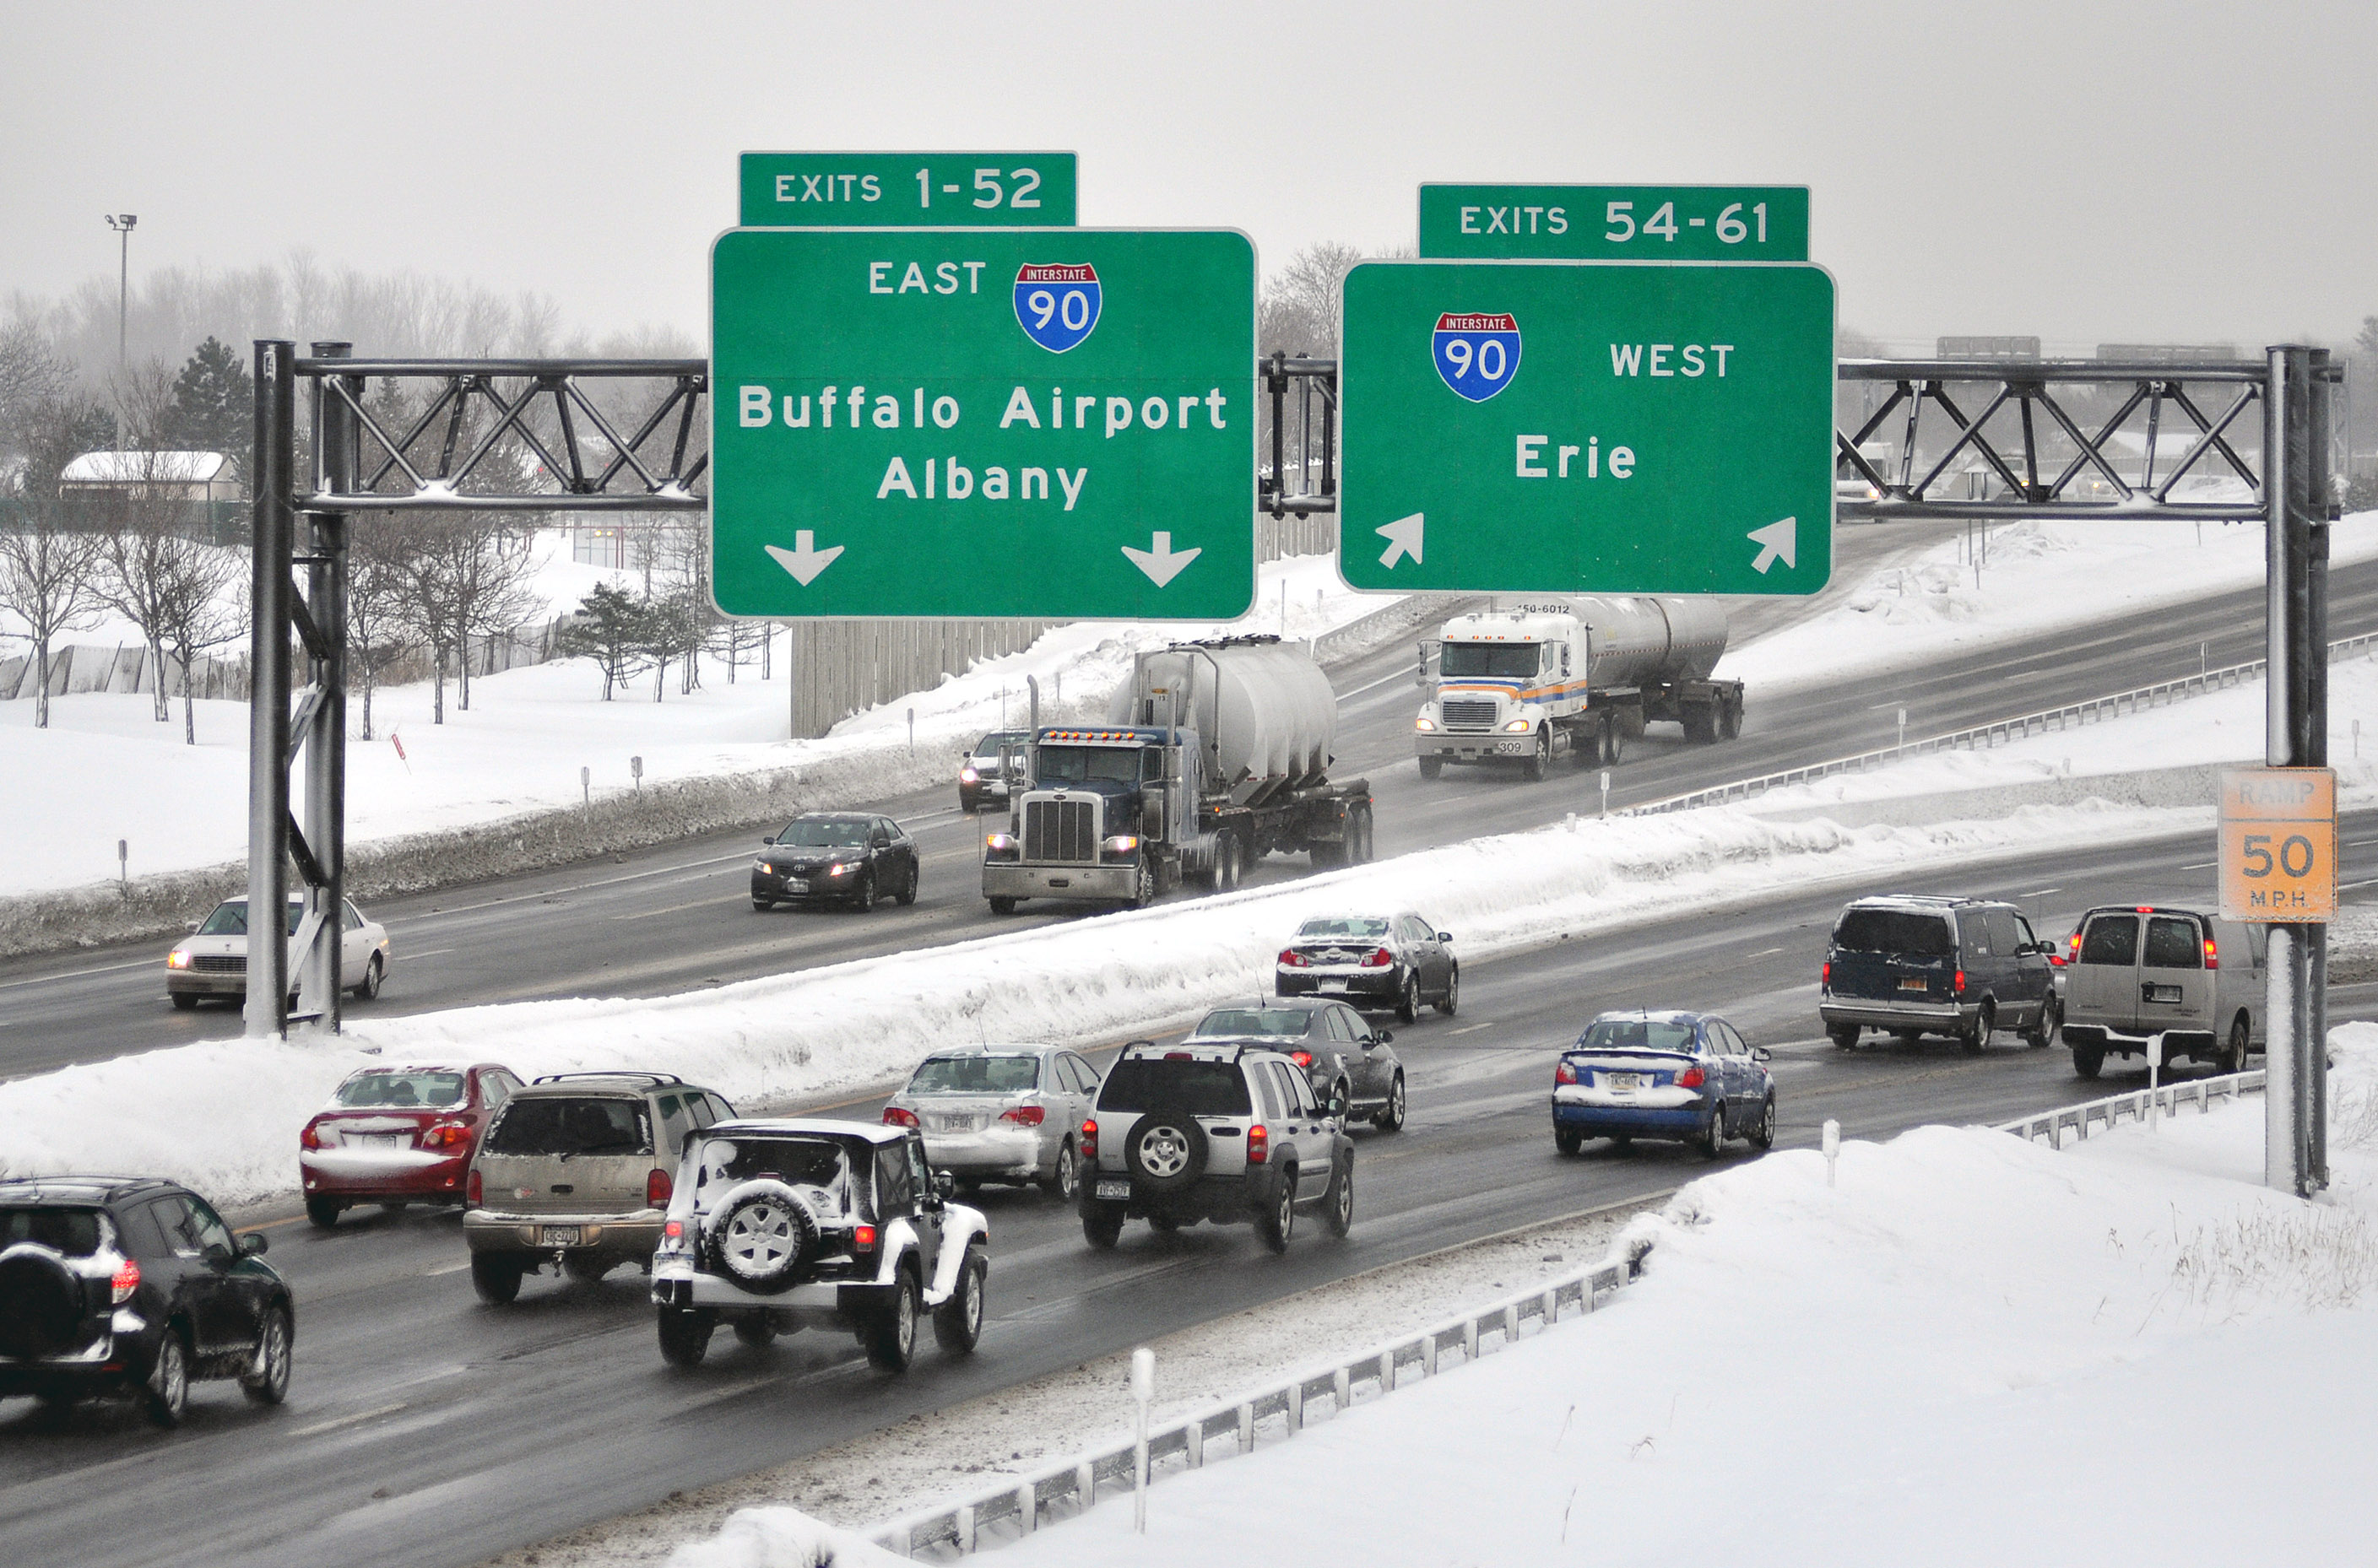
[[1822, 1119, 1839, 1187], [1130, 1347, 1155, 1533]]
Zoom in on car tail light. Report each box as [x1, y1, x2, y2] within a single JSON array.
[[1080, 1118, 1098, 1160], [1677, 1065, 1705, 1089], [1278, 949, 1308, 968], [1289, 1050, 1313, 1068], [111, 1257, 140, 1304], [2204, 936, 2218, 970], [1555, 1061, 1578, 1084], [881, 1106, 919, 1127], [853, 1224, 879, 1252], [999, 1105, 1045, 1127], [467, 1168, 482, 1205], [646, 1169, 671, 1207], [1360, 947, 1393, 968], [300, 1119, 325, 1150], [1246, 1123, 1268, 1164], [1954, 970, 1966, 995], [421, 1120, 472, 1149]]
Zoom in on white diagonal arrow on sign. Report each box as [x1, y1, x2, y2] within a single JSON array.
[[1376, 512, 1424, 569], [1747, 516, 1796, 575], [1121, 531, 1200, 587], [764, 530, 845, 586]]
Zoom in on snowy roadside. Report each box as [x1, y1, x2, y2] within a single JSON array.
[[1720, 510, 2378, 695], [736, 1023, 2378, 1568]]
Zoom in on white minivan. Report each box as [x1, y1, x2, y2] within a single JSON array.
[[2057, 906, 2266, 1079]]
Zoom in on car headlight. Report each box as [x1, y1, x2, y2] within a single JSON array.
[[1414, 715, 1437, 733], [1502, 717, 1532, 733], [167, 949, 192, 970]]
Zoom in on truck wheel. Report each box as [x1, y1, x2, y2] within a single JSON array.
[[987, 896, 1016, 916], [1417, 755, 1443, 779], [1524, 730, 1550, 781]]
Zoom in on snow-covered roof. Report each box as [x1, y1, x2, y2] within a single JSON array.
[[58, 450, 230, 484]]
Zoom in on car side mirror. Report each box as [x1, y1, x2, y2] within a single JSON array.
[[1752, 1046, 1773, 1062], [1437, 932, 1452, 943], [237, 1232, 268, 1257], [934, 1170, 956, 1201]]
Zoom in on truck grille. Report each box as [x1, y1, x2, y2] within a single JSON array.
[[192, 954, 246, 974], [1440, 698, 1499, 730], [1024, 798, 1098, 863]]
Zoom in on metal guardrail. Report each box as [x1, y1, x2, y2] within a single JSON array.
[[868, 1238, 1651, 1559], [1633, 630, 2378, 818], [1996, 1068, 2265, 1147]]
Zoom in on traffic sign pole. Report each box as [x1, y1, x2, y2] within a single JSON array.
[[1338, 260, 1834, 595]]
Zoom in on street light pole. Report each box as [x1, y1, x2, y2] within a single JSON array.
[[104, 214, 138, 366]]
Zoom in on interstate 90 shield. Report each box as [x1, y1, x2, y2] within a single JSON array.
[[1431, 311, 1521, 402], [1014, 263, 1102, 353]]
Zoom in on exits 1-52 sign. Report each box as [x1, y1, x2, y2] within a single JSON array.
[[2218, 767, 2338, 922]]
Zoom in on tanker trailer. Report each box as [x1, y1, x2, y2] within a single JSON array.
[[1414, 597, 1742, 781], [981, 636, 1373, 913]]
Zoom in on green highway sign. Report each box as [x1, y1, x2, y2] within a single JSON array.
[[1420, 185, 1809, 262], [711, 228, 1254, 619], [739, 153, 1078, 227], [1338, 261, 1834, 596]]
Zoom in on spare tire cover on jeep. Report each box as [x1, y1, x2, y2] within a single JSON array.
[[702, 1181, 821, 1294], [0, 1248, 89, 1359], [1124, 1111, 1209, 1192]]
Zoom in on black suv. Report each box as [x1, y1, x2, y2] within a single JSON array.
[[1079, 1042, 1355, 1252], [0, 1176, 294, 1426], [1818, 895, 2056, 1052]]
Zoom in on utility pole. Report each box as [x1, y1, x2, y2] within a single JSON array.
[[105, 214, 137, 366]]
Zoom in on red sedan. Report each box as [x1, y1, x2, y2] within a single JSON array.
[[300, 1062, 523, 1228]]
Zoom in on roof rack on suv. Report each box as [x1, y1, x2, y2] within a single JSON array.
[[528, 1071, 685, 1087]]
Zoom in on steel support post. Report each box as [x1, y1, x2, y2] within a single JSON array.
[[296, 343, 355, 1030], [245, 343, 297, 1038]]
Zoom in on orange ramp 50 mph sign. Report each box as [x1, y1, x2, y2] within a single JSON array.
[[2218, 767, 2337, 922]]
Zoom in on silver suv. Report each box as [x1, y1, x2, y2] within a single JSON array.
[[650, 1119, 987, 1372], [1079, 1042, 1354, 1253], [463, 1073, 736, 1305]]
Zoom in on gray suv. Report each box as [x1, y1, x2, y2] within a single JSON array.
[[1079, 1042, 1354, 1253], [463, 1073, 736, 1305]]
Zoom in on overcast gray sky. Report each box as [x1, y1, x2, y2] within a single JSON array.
[[3, 0, 2371, 353]]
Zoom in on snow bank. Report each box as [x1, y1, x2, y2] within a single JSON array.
[[660, 1507, 901, 1568], [0, 792, 2211, 1206], [979, 1024, 2378, 1568], [1723, 510, 2378, 695]]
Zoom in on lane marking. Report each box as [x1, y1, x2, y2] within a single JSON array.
[[293, 1400, 409, 1438]]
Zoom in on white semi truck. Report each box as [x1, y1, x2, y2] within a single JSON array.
[[1413, 597, 1741, 780]]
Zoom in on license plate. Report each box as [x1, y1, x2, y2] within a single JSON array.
[[2146, 984, 2183, 1004], [785, 879, 808, 893], [1095, 1179, 1131, 1201], [1319, 979, 1347, 992], [1605, 1073, 1644, 1091], [1898, 977, 1930, 992], [540, 1226, 580, 1246]]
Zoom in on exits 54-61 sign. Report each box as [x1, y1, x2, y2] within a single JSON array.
[[710, 229, 1254, 619]]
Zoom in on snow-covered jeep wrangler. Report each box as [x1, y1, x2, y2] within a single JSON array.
[[649, 1119, 986, 1372]]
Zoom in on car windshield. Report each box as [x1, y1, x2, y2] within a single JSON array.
[[483, 1096, 652, 1157], [1577, 1019, 1699, 1053], [198, 900, 305, 937], [1297, 917, 1390, 939], [1194, 1008, 1316, 1038], [1096, 1060, 1254, 1117], [0, 1206, 104, 1257], [907, 1055, 1040, 1094], [333, 1070, 467, 1110], [1832, 909, 1953, 956], [695, 1136, 852, 1197], [1440, 643, 1541, 679], [777, 819, 869, 848], [1034, 744, 1142, 785]]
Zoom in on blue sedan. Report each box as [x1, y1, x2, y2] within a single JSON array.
[[1551, 1009, 1776, 1158]]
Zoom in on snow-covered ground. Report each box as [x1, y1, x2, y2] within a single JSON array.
[[1725, 511, 2378, 695], [0, 548, 1395, 898], [711, 1023, 2377, 1568]]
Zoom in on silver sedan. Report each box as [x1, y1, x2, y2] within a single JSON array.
[[881, 1045, 1102, 1199]]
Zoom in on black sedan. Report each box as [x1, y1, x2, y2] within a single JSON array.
[[752, 813, 919, 912], [1275, 911, 1458, 1024], [0, 1175, 294, 1426]]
